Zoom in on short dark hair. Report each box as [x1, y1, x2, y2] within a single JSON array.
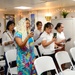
[[3, 21, 15, 34], [44, 22, 53, 31], [55, 23, 62, 30], [36, 21, 42, 27], [25, 18, 30, 21], [6, 20, 15, 30]]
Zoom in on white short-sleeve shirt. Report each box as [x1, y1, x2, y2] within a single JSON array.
[[33, 29, 42, 45], [2, 30, 15, 52], [56, 32, 65, 44], [39, 31, 55, 55]]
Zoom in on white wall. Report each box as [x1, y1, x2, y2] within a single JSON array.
[[33, 9, 61, 25], [31, 6, 75, 26]]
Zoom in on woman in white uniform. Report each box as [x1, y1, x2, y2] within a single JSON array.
[[40, 22, 56, 75], [55, 23, 66, 52], [33, 21, 43, 57], [55, 23, 71, 70], [2, 21, 15, 75]]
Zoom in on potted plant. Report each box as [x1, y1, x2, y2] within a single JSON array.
[[61, 11, 69, 18]]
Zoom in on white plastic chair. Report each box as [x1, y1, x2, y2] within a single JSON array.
[[74, 41, 75, 46], [0, 46, 4, 60], [70, 47, 75, 62], [5, 49, 18, 75], [55, 51, 75, 75], [34, 56, 59, 75], [0, 46, 5, 73], [0, 46, 4, 56], [34, 47, 39, 57]]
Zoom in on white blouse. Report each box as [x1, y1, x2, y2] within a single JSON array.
[[39, 31, 55, 55], [56, 32, 65, 44], [2, 30, 15, 52], [33, 29, 42, 45]]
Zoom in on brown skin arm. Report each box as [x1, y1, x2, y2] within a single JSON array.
[[55, 39, 66, 45], [15, 36, 29, 48], [15, 32, 34, 48], [4, 41, 14, 46], [41, 38, 56, 47]]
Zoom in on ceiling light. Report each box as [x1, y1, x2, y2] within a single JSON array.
[[14, 6, 32, 9]]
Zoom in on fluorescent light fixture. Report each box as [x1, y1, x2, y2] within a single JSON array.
[[14, 6, 32, 9]]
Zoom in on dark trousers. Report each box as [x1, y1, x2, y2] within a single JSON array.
[[42, 53, 56, 75], [4, 53, 8, 75], [35, 45, 41, 57]]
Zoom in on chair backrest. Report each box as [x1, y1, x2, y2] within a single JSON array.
[[55, 51, 74, 71], [34, 47, 39, 56], [70, 47, 75, 62], [74, 41, 75, 46], [0, 46, 4, 56], [34, 56, 59, 75], [5, 48, 17, 68]]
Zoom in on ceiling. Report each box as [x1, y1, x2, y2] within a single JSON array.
[[0, 0, 75, 11]]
